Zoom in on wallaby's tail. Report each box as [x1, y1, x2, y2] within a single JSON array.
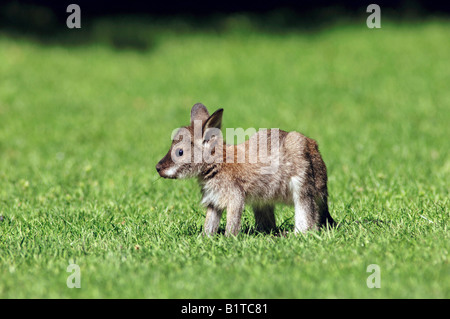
[[306, 138, 336, 228]]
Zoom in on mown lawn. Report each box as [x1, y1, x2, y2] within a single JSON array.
[[0, 17, 448, 298]]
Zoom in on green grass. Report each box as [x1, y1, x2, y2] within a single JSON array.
[[0, 17, 449, 298]]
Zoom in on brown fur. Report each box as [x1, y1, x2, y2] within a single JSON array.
[[156, 103, 335, 236]]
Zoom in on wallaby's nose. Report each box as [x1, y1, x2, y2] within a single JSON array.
[[156, 162, 162, 173]]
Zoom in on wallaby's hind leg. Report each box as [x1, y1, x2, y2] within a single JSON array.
[[252, 204, 276, 233], [293, 195, 315, 234], [291, 176, 317, 234]]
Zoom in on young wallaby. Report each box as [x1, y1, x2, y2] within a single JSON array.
[[156, 103, 335, 236]]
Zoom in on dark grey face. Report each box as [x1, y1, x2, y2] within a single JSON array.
[[156, 104, 224, 179]]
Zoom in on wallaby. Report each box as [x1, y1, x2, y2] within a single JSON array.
[[156, 103, 335, 236]]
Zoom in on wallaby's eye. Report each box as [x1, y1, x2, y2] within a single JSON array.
[[176, 148, 183, 157]]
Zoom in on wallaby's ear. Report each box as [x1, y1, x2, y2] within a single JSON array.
[[202, 108, 223, 142], [190, 103, 210, 126]]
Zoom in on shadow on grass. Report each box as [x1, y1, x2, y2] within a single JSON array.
[[1, 2, 448, 52], [213, 219, 341, 238]]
